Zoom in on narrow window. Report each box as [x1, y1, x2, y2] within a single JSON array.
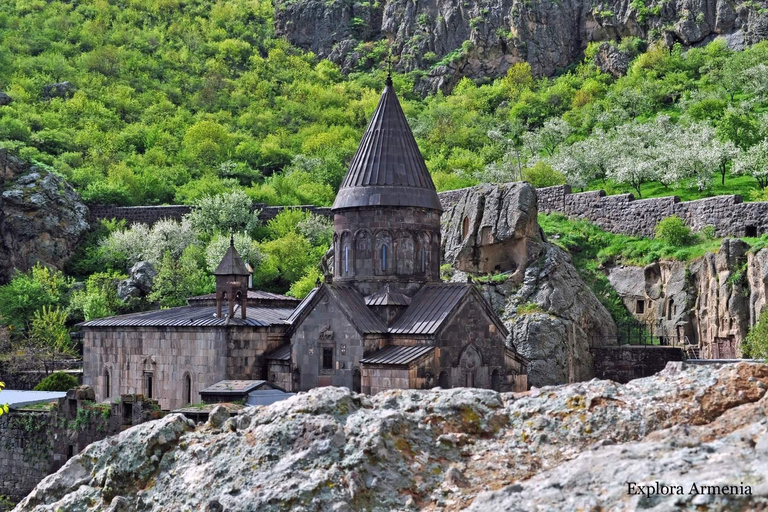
[[381, 245, 387, 271], [184, 374, 192, 405], [104, 369, 110, 400], [636, 300, 645, 314], [144, 372, 153, 399], [421, 247, 426, 273], [322, 347, 334, 370], [344, 246, 349, 274]]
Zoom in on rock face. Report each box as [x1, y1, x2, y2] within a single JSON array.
[[42, 81, 76, 100], [15, 362, 768, 511], [117, 261, 157, 301], [274, 0, 768, 92], [607, 238, 761, 358], [593, 42, 630, 77], [442, 182, 617, 387], [0, 152, 89, 284]]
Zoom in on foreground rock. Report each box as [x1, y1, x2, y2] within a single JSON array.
[[275, 0, 768, 92], [15, 363, 768, 511], [442, 182, 617, 387], [0, 152, 89, 283]]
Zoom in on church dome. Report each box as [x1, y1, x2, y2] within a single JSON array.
[[332, 76, 443, 212]]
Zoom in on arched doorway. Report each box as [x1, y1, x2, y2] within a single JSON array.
[[491, 369, 500, 391], [352, 368, 361, 393], [438, 371, 450, 389], [184, 373, 192, 405]]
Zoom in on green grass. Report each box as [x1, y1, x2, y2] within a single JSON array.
[[584, 172, 763, 202]]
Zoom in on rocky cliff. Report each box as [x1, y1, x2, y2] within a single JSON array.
[[607, 238, 768, 358], [441, 182, 617, 387], [15, 362, 768, 511], [0, 152, 89, 284], [274, 0, 768, 92]]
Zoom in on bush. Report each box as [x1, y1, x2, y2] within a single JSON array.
[[743, 308, 768, 359], [0, 264, 72, 332], [522, 161, 567, 188], [654, 215, 694, 246], [186, 190, 261, 239], [34, 372, 79, 392]]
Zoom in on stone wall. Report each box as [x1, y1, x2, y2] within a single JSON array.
[[531, 185, 768, 238], [0, 387, 158, 503], [89, 204, 332, 226], [591, 346, 685, 383]]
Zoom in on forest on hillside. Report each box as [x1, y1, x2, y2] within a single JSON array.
[[2, 0, 768, 209]]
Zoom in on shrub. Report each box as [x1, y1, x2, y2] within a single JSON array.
[[742, 307, 768, 359], [186, 190, 261, 239], [0, 264, 72, 332], [654, 215, 694, 247], [34, 371, 79, 392], [522, 162, 567, 188]]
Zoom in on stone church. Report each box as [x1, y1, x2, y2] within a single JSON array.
[[81, 76, 528, 410]]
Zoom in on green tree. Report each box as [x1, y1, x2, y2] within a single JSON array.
[[0, 264, 72, 332], [148, 249, 215, 308], [742, 307, 768, 359], [186, 190, 261, 239], [654, 216, 694, 247]]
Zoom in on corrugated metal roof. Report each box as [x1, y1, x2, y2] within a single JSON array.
[[188, 290, 299, 303], [388, 283, 471, 335], [81, 305, 294, 328], [265, 343, 291, 361], [329, 285, 388, 334], [332, 77, 442, 212], [360, 345, 434, 365], [214, 241, 250, 276], [365, 283, 411, 306]]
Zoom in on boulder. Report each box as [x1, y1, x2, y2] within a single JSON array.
[[207, 405, 230, 429], [0, 92, 11, 106], [0, 152, 89, 284], [117, 261, 156, 300], [593, 42, 630, 77], [16, 363, 768, 511], [442, 182, 617, 387], [43, 81, 77, 100]]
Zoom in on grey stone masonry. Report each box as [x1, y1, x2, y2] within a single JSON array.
[[443, 184, 768, 238]]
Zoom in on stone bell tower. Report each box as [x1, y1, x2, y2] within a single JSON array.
[[214, 236, 250, 320], [331, 74, 443, 297]]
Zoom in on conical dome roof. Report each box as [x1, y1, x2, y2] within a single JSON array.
[[332, 76, 442, 212]]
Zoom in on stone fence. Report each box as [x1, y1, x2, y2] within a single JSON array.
[[89, 203, 333, 226], [91, 184, 768, 239], [533, 185, 768, 238]]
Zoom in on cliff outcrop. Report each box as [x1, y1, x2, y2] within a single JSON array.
[[274, 0, 768, 92], [15, 362, 768, 511], [607, 238, 768, 358], [442, 182, 617, 387], [0, 152, 89, 284]]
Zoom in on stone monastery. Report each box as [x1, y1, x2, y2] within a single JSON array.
[[81, 76, 528, 410]]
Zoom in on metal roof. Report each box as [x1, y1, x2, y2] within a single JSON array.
[[265, 343, 291, 361], [332, 76, 442, 212], [388, 283, 471, 335], [365, 283, 411, 306], [285, 286, 320, 325], [187, 289, 300, 307], [200, 380, 282, 395], [0, 390, 66, 409], [329, 284, 388, 334], [214, 241, 250, 276], [81, 305, 294, 328], [247, 389, 296, 407], [360, 345, 434, 365]]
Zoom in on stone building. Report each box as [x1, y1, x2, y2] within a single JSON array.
[[280, 75, 528, 393], [81, 76, 527, 408]]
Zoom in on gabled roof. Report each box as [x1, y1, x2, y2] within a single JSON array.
[[388, 283, 471, 335], [187, 289, 300, 308], [286, 284, 387, 336], [360, 345, 434, 366], [365, 283, 411, 306], [332, 76, 442, 212], [200, 380, 284, 395], [80, 305, 294, 328], [214, 241, 250, 276]]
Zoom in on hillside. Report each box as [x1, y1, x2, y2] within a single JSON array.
[[1, 0, 768, 209]]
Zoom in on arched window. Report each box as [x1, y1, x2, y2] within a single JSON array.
[[103, 369, 111, 400], [184, 374, 192, 405], [344, 245, 349, 274], [381, 244, 387, 271]]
